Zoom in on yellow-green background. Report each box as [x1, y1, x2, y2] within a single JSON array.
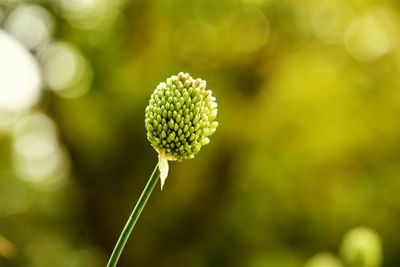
[[0, 0, 399, 266]]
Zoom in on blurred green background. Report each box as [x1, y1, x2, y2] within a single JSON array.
[[0, 0, 399, 266]]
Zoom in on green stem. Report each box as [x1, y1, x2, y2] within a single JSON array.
[[107, 164, 160, 267]]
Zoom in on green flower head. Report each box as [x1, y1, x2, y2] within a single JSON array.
[[145, 72, 218, 188]]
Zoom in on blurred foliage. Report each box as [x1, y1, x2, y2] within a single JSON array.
[[1, 0, 400, 266]]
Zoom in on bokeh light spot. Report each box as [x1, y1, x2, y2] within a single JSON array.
[[40, 42, 92, 98], [224, 7, 269, 53], [344, 8, 399, 62], [12, 112, 69, 190], [55, 0, 120, 30], [4, 4, 54, 51], [59, 0, 98, 14], [340, 227, 382, 267], [304, 252, 344, 267], [0, 30, 42, 112]]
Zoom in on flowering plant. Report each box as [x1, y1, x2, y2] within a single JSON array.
[[107, 73, 218, 267]]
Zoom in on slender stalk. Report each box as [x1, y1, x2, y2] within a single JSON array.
[[107, 164, 160, 267]]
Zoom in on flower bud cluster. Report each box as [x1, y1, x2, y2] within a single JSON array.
[[145, 72, 218, 161]]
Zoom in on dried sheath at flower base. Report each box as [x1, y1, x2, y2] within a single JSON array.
[[145, 72, 218, 189]]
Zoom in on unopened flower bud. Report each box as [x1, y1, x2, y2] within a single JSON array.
[[145, 72, 218, 188]]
